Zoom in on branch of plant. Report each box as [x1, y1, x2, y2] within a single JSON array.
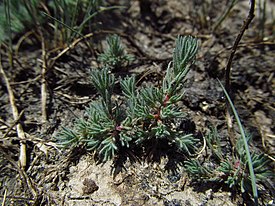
[[15, 30, 35, 58], [212, 0, 238, 32], [39, 29, 48, 125], [193, 134, 206, 158], [2, 189, 7, 206]]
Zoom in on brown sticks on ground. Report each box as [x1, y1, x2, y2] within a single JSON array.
[[0, 54, 27, 169]]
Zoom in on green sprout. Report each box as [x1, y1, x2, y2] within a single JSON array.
[[98, 34, 134, 69], [205, 126, 223, 160], [185, 159, 213, 180], [56, 35, 199, 161]]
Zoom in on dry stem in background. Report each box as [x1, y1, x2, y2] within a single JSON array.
[[225, 0, 255, 93], [225, 0, 255, 147], [39, 29, 48, 125], [0, 54, 27, 169]]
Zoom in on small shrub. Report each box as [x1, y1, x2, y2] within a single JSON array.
[[56, 35, 199, 161]]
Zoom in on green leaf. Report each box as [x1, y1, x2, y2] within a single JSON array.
[[99, 136, 118, 161], [151, 122, 170, 139], [173, 35, 199, 75], [90, 69, 115, 112], [139, 87, 163, 107], [205, 126, 223, 160], [55, 127, 80, 148], [121, 76, 136, 98], [185, 159, 212, 178], [218, 160, 233, 177], [161, 104, 184, 119], [174, 133, 198, 155], [85, 138, 101, 151], [163, 35, 198, 96], [119, 133, 132, 147]]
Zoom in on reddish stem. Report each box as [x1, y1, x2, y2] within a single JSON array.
[[163, 94, 170, 106]]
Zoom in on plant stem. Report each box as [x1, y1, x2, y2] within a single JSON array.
[[225, 0, 255, 96]]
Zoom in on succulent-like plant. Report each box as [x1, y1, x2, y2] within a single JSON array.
[[98, 34, 134, 69], [56, 35, 199, 161]]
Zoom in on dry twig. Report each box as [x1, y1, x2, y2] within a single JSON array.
[[1, 110, 24, 140], [1, 189, 7, 206], [0, 55, 27, 169], [0, 145, 38, 200], [224, 0, 255, 147], [39, 29, 48, 125], [49, 32, 94, 69], [225, 0, 255, 93]]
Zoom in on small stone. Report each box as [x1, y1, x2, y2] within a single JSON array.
[[82, 178, 99, 195]]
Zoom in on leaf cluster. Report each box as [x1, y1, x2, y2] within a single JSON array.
[[56, 35, 199, 161], [98, 34, 134, 69]]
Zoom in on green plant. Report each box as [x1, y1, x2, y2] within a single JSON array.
[[185, 84, 274, 205], [219, 79, 259, 204], [98, 34, 134, 69], [205, 126, 222, 160], [44, 0, 124, 45], [185, 159, 213, 180], [219, 135, 273, 191], [45, 0, 99, 44], [186, 132, 273, 201], [0, 0, 121, 46], [56, 35, 199, 161], [0, 0, 40, 43]]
